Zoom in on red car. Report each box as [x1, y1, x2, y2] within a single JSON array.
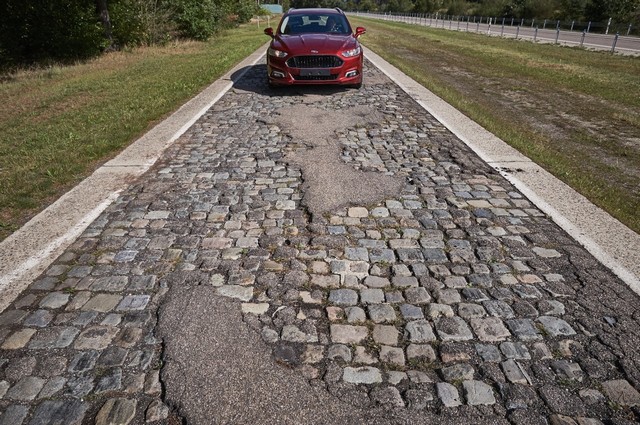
[[264, 8, 366, 88]]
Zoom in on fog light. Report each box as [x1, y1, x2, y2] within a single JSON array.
[[345, 70, 358, 78], [271, 71, 286, 78]]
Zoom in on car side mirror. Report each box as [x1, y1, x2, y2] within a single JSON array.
[[264, 28, 274, 38], [355, 27, 366, 38]]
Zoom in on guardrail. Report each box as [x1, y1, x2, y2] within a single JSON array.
[[352, 12, 640, 55]]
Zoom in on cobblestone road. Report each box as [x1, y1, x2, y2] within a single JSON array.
[[1, 59, 639, 424]]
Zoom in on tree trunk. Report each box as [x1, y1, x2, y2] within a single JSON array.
[[95, 0, 114, 49]]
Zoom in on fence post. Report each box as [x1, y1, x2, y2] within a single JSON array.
[[587, 21, 591, 33], [457, 17, 461, 31], [627, 24, 632, 35], [534, 26, 538, 41], [580, 30, 586, 47], [571, 20, 575, 31], [466, 18, 469, 32], [555, 28, 560, 44], [606, 17, 612, 35], [532, 19, 535, 28], [476, 21, 480, 32], [511, 17, 514, 27], [543, 19, 547, 29], [611, 32, 619, 53], [516, 26, 520, 39]]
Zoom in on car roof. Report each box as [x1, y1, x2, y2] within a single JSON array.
[[286, 8, 343, 16]]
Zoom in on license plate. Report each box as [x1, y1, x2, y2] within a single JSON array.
[[299, 69, 331, 77]]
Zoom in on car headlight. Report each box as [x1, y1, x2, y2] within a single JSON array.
[[268, 47, 288, 58], [341, 46, 361, 58]]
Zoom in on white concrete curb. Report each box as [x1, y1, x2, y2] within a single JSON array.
[[364, 45, 640, 296], [0, 43, 269, 312]]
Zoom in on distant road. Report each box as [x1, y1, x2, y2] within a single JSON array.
[[353, 12, 640, 55]]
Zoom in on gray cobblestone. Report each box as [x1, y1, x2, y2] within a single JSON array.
[[2, 59, 639, 424]]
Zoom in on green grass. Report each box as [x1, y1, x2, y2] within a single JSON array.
[[0, 24, 268, 240], [352, 17, 640, 234]]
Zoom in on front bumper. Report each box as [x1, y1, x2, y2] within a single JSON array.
[[267, 54, 363, 86]]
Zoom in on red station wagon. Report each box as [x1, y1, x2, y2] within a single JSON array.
[[264, 8, 366, 88]]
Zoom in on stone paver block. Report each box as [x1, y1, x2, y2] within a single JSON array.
[[360, 288, 385, 304], [502, 359, 531, 385], [95, 398, 136, 425], [0, 405, 29, 424], [5, 376, 45, 401], [470, 317, 511, 342], [348, 207, 369, 218], [343, 367, 382, 384], [117, 295, 150, 311], [82, 294, 122, 313], [441, 363, 474, 382], [601, 379, 640, 407], [29, 327, 79, 349], [371, 386, 405, 407], [241, 303, 269, 315], [368, 304, 397, 323], [39, 292, 70, 309], [74, 326, 119, 350], [373, 325, 399, 346], [405, 320, 436, 342], [281, 325, 318, 343], [330, 325, 368, 344], [328, 289, 358, 306], [463, 380, 496, 405], [404, 287, 431, 304], [536, 316, 576, 337], [2, 328, 37, 350], [380, 346, 405, 366], [435, 317, 473, 341], [507, 319, 541, 341], [400, 304, 424, 320], [91, 276, 129, 292], [437, 382, 462, 407], [406, 344, 437, 362], [216, 286, 253, 302]]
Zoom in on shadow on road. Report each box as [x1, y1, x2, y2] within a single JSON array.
[[230, 64, 357, 97]]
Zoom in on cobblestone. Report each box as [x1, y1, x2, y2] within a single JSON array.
[[1, 59, 639, 423]]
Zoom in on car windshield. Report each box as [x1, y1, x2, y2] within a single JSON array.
[[279, 14, 351, 35]]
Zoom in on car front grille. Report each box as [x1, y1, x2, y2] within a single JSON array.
[[286, 55, 343, 68], [293, 74, 339, 81]]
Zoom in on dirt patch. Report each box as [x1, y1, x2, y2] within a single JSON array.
[[272, 104, 404, 216]]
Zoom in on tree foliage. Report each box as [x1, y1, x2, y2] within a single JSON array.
[[0, 0, 260, 69], [345, 0, 640, 25]]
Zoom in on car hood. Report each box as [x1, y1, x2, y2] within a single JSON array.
[[273, 34, 356, 55]]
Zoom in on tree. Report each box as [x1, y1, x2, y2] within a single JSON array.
[[0, 0, 104, 67], [96, 0, 114, 49]]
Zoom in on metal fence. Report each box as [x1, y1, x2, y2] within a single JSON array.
[[352, 12, 640, 55]]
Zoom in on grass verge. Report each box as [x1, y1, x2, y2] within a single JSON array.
[[351, 17, 640, 234], [0, 24, 268, 241]]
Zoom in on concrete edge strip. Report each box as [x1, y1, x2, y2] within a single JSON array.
[[363, 46, 640, 295], [0, 43, 269, 311]]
